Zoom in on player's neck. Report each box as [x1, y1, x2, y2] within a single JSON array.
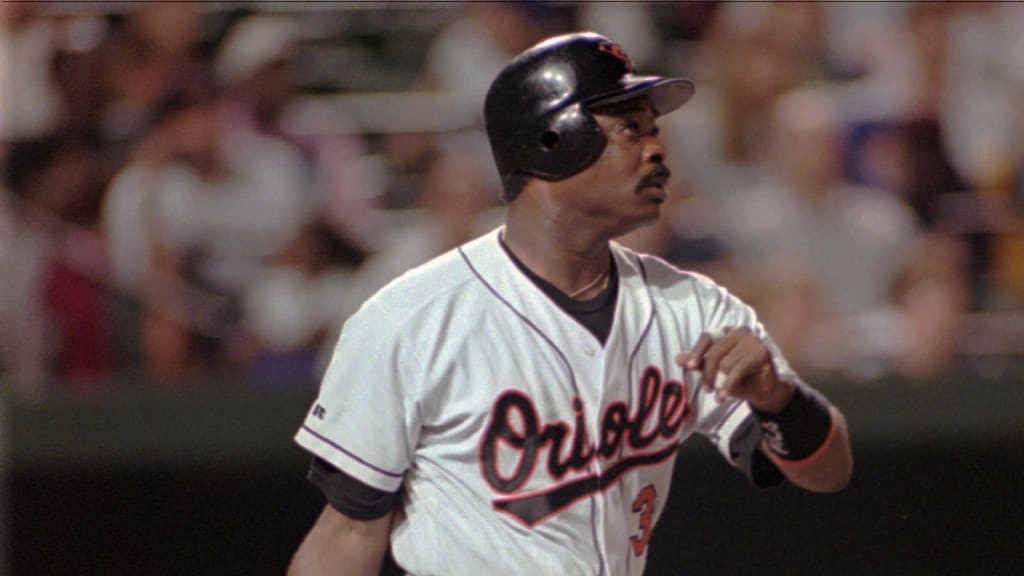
[[501, 218, 611, 298]]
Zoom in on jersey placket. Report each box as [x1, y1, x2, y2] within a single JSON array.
[[581, 338, 613, 576], [588, 250, 656, 576]]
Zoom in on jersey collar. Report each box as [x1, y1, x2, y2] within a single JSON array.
[[458, 227, 654, 352]]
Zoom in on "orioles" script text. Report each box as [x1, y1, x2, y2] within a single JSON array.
[[480, 366, 691, 495]]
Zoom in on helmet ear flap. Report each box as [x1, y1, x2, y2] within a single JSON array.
[[540, 130, 560, 151], [527, 103, 606, 180]]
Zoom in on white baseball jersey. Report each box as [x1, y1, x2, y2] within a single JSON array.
[[295, 227, 801, 576]]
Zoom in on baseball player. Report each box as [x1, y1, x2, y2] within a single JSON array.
[[289, 32, 853, 576]]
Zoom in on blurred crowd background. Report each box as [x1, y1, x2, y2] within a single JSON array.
[[2, 0, 1024, 402]]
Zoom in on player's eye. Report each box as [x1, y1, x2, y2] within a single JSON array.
[[620, 121, 659, 141], [621, 121, 641, 137]]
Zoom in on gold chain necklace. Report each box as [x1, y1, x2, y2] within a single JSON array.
[[501, 229, 608, 299], [568, 267, 609, 298]]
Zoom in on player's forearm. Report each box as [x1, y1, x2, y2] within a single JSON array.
[[288, 506, 393, 576], [767, 406, 853, 493]]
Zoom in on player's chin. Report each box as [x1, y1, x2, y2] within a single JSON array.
[[633, 191, 667, 223], [635, 188, 666, 217], [637, 185, 668, 205], [615, 203, 662, 236]]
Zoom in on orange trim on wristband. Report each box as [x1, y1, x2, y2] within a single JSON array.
[[765, 410, 838, 469]]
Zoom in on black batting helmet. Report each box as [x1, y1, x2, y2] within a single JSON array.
[[484, 32, 694, 201]]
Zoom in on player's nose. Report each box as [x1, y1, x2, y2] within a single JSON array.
[[643, 137, 666, 165]]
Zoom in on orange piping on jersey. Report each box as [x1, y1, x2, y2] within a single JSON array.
[[764, 410, 838, 469]]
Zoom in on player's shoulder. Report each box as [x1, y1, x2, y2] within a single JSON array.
[[613, 244, 752, 322], [350, 231, 498, 327], [613, 243, 725, 297], [362, 251, 472, 316]]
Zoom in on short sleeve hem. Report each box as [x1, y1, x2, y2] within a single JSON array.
[[295, 425, 405, 493]]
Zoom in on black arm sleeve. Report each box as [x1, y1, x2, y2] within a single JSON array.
[[307, 456, 402, 520]]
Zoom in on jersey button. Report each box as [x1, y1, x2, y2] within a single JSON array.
[[583, 346, 596, 357]]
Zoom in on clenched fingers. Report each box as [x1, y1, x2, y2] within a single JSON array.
[[676, 326, 734, 394], [676, 326, 768, 401]]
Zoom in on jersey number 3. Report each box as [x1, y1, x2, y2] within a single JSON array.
[[630, 485, 657, 556]]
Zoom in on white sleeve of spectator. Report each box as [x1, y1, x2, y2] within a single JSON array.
[[294, 302, 422, 493]]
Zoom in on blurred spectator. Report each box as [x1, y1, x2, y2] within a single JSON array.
[[821, 1, 908, 83], [348, 149, 503, 306], [1, 137, 112, 397], [215, 13, 303, 136], [886, 234, 970, 378], [422, 2, 574, 112], [992, 199, 1024, 308], [836, 3, 1024, 307], [215, 12, 381, 244], [577, 2, 658, 70], [931, 2, 1024, 192], [762, 2, 831, 81], [99, 2, 206, 154], [377, 126, 440, 210], [1, 1, 62, 139], [1, 1, 1020, 396], [990, 96, 1024, 306], [939, 2, 1024, 308], [662, 2, 804, 205], [49, 20, 111, 141], [720, 87, 920, 376], [0, 174, 45, 398], [650, 1, 721, 42], [101, 76, 310, 381], [2, 2, 114, 141], [242, 218, 369, 389], [846, 233, 971, 380]]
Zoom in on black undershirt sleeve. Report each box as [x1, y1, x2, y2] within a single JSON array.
[[307, 456, 401, 520]]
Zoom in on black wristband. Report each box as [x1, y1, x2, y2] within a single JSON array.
[[752, 385, 833, 462]]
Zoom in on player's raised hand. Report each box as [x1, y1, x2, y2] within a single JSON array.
[[675, 326, 794, 413]]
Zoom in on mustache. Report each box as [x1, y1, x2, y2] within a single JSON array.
[[637, 164, 672, 190]]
